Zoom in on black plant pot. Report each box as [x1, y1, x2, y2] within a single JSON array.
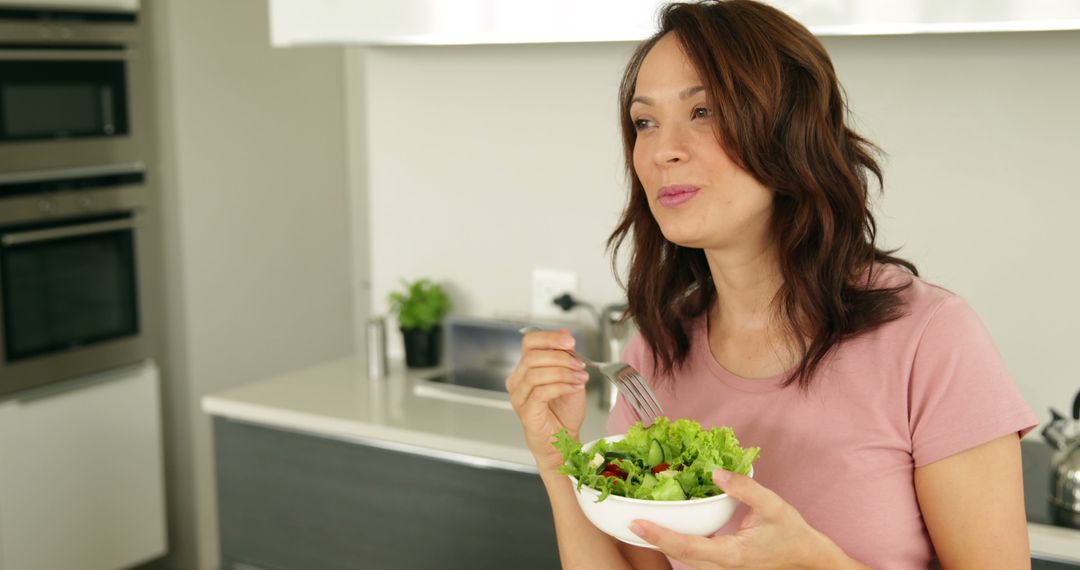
[[401, 325, 441, 368]]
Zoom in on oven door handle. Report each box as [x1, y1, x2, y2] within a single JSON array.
[[1, 219, 135, 246], [0, 49, 133, 61], [0, 163, 145, 186]]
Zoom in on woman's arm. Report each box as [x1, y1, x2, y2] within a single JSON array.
[[541, 471, 671, 570], [915, 433, 1030, 569], [507, 329, 669, 569]]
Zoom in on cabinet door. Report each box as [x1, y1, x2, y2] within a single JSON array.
[[214, 418, 561, 570], [0, 360, 166, 570]]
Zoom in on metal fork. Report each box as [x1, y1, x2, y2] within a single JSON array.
[[518, 326, 664, 424]]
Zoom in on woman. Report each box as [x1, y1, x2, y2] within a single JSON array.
[[506, 1, 1037, 569]]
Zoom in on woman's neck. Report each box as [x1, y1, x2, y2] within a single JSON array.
[[703, 244, 784, 335], [703, 244, 803, 378]]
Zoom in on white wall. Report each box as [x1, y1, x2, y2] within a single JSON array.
[[359, 42, 638, 332], [826, 31, 1080, 434], [147, 1, 355, 568], [355, 31, 1080, 429]]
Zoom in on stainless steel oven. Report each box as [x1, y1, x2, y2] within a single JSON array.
[[0, 7, 144, 172], [0, 207, 148, 396], [0, 7, 149, 396]]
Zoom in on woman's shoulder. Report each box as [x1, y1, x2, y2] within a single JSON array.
[[865, 262, 980, 336]]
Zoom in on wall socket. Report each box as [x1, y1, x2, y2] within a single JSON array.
[[531, 268, 578, 319]]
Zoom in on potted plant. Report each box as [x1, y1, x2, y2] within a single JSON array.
[[387, 278, 451, 368]]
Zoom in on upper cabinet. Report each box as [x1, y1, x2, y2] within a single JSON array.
[[268, 0, 1080, 47]]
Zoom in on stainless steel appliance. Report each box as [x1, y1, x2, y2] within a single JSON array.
[[1041, 390, 1080, 529], [0, 5, 149, 397], [0, 7, 144, 173], [0, 206, 149, 396]]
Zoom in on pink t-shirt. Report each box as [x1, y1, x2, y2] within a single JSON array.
[[606, 264, 1037, 569]]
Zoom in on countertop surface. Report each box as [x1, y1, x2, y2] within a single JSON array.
[[201, 354, 1080, 564], [201, 355, 611, 471]]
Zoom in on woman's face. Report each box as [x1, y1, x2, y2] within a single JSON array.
[[630, 34, 774, 253]]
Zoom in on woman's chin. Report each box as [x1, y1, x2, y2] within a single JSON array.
[[659, 228, 709, 249]]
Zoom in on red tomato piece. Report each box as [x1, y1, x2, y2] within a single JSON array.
[[604, 464, 628, 479]]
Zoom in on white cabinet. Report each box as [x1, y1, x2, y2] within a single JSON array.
[[268, 0, 1080, 47], [0, 361, 166, 570], [269, 0, 660, 46]]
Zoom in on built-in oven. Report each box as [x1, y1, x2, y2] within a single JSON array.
[[0, 7, 143, 172], [0, 3, 149, 396], [0, 210, 147, 396]]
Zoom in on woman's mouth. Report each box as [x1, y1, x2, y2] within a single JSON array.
[[657, 185, 700, 207]]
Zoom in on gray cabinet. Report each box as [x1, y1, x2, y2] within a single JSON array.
[[1033, 558, 1080, 569], [212, 418, 560, 569]]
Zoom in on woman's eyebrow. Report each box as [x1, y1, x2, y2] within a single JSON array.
[[680, 85, 706, 99], [630, 85, 706, 106]]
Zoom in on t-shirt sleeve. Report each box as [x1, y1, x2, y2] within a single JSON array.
[[604, 333, 647, 436], [908, 295, 1038, 467]]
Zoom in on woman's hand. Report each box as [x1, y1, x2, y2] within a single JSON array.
[[629, 470, 868, 570], [505, 329, 591, 475]]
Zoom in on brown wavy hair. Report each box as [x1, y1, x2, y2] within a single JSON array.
[[607, 0, 917, 389]]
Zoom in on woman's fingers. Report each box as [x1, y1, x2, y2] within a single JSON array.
[[527, 382, 586, 408], [522, 347, 586, 370], [712, 469, 781, 516], [506, 348, 585, 392], [521, 328, 576, 352], [629, 520, 727, 566], [510, 366, 589, 410], [506, 328, 584, 393]]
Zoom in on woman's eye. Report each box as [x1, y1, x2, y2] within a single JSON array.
[[692, 106, 712, 119], [632, 118, 655, 131]]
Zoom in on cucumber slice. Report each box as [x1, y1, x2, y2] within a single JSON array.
[[659, 441, 674, 465], [646, 439, 664, 467]]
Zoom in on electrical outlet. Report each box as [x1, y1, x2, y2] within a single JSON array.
[[532, 268, 578, 319]]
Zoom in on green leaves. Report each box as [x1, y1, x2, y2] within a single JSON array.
[[552, 418, 760, 502], [387, 278, 451, 331], [552, 429, 583, 459]]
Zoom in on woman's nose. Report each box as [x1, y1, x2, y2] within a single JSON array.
[[652, 123, 690, 166]]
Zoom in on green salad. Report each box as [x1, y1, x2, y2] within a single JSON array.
[[553, 417, 759, 502]]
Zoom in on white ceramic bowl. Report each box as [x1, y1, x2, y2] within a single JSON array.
[[568, 434, 752, 549]]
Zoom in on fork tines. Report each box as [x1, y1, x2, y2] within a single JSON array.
[[614, 367, 663, 424]]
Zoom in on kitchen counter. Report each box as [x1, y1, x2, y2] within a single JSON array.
[[202, 354, 1080, 564], [201, 355, 611, 473]]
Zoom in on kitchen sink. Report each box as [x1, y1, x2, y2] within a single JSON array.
[[413, 369, 514, 410], [412, 315, 596, 410]]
